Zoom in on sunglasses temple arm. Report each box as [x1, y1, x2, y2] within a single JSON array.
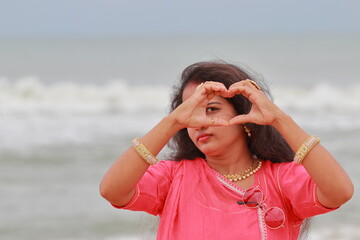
[[237, 201, 259, 205]]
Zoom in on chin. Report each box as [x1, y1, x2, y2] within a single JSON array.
[[199, 148, 221, 157]]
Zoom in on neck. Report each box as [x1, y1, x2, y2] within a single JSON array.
[[205, 148, 255, 176]]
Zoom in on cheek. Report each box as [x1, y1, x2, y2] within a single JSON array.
[[187, 128, 196, 142], [219, 112, 237, 121], [221, 124, 244, 139]]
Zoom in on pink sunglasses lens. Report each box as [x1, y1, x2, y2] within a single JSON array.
[[243, 189, 263, 208], [264, 207, 285, 229]]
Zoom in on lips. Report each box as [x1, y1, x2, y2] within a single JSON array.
[[197, 133, 212, 143]]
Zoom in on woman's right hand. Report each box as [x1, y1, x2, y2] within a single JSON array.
[[170, 81, 230, 129]]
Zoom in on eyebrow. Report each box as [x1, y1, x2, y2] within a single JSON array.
[[207, 101, 222, 106]]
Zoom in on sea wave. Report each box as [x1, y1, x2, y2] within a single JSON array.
[[0, 77, 169, 115], [272, 82, 360, 113], [1, 77, 359, 115], [0, 77, 359, 150]]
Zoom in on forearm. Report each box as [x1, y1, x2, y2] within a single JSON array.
[[100, 114, 182, 206], [272, 111, 354, 208]]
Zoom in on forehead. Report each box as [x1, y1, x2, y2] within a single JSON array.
[[182, 82, 198, 101]]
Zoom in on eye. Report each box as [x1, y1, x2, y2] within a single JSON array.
[[206, 107, 219, 113]]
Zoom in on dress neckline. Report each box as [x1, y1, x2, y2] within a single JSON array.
[[198, 157, 263, 194]]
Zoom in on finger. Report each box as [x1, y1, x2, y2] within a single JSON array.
[[195, 82, 204, 91], [228, 85, 253, 99], [192, 84, 228, 108], [229, 80, 261, 93], [207, 117, 230, 127], [229, 114, 252, 125], [194, 82, 214, 98], [204, 82, 227, 93], [228, 80, 246, 89], [246, 79, 261, 90], [228, 82, 261, 101], [203, 83, 228, 99], [228, 81, 246, 94], [239, 79, 261, 91], [195, 81, 229, 100]]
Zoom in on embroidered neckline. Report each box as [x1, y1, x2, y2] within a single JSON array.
[[198, 157, 264, 194], [213, 169, 261, 194]]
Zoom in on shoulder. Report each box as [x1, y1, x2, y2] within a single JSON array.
[[159, 157, 206, 166], [260, 160, 309, 181], [157, 157, 205, 167], [261, 160, 302, 173], [261, 160, 312, 192], [153, 157, 206, 175]]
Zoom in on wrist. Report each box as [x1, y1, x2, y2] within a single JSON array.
[[164, 113, 185, 133], [271, 110, 293, 131]]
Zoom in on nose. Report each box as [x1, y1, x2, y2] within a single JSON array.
[[194, 125, 208, 131]]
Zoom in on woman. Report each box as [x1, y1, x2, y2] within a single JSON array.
[[100, 61, 353, 239]]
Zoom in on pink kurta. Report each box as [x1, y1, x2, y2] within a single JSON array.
[[114, 158, 336, 239]]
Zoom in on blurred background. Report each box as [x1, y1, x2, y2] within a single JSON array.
[[0, 0, 359, 239]]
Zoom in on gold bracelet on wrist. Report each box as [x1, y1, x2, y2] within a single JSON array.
[[294, 135, 320, 165], [131, 137, 159, 165]]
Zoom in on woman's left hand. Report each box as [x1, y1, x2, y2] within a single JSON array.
[[228, 81, 354, 209], [227, 79, 283, 126]]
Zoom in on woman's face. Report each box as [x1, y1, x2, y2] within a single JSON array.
[[182, 82, 245, 157]]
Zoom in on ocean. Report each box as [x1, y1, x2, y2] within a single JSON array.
[[0, 35, 359, 240]]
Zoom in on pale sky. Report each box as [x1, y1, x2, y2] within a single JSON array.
[[0, 0, 359, 36]]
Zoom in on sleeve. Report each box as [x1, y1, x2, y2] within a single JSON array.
[[112, 160, 177, 216], [277, 162, 339, 220]]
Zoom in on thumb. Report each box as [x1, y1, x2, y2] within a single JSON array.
[[229, 114, 252, 125], [207, 117, 230, 127]]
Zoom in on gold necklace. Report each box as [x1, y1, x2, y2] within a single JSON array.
[[223, 161, 262, 182]]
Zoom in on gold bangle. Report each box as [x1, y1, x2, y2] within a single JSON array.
[[131, 137, 159, 165], [294, 135, 320, 165]]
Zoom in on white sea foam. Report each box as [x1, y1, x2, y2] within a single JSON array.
[[0, 77, 169, 115], [0, 77, 359, 150], [1, 77, 359, 115], [272, 82, 360, 131], [273, 82, 360, 113]]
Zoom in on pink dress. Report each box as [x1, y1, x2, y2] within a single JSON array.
[[114, 158, 337, 239]]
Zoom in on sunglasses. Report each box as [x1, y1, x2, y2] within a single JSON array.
[[237, 188, 285, 229]]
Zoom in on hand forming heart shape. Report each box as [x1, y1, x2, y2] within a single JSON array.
[[172, 80, 281, 129]]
